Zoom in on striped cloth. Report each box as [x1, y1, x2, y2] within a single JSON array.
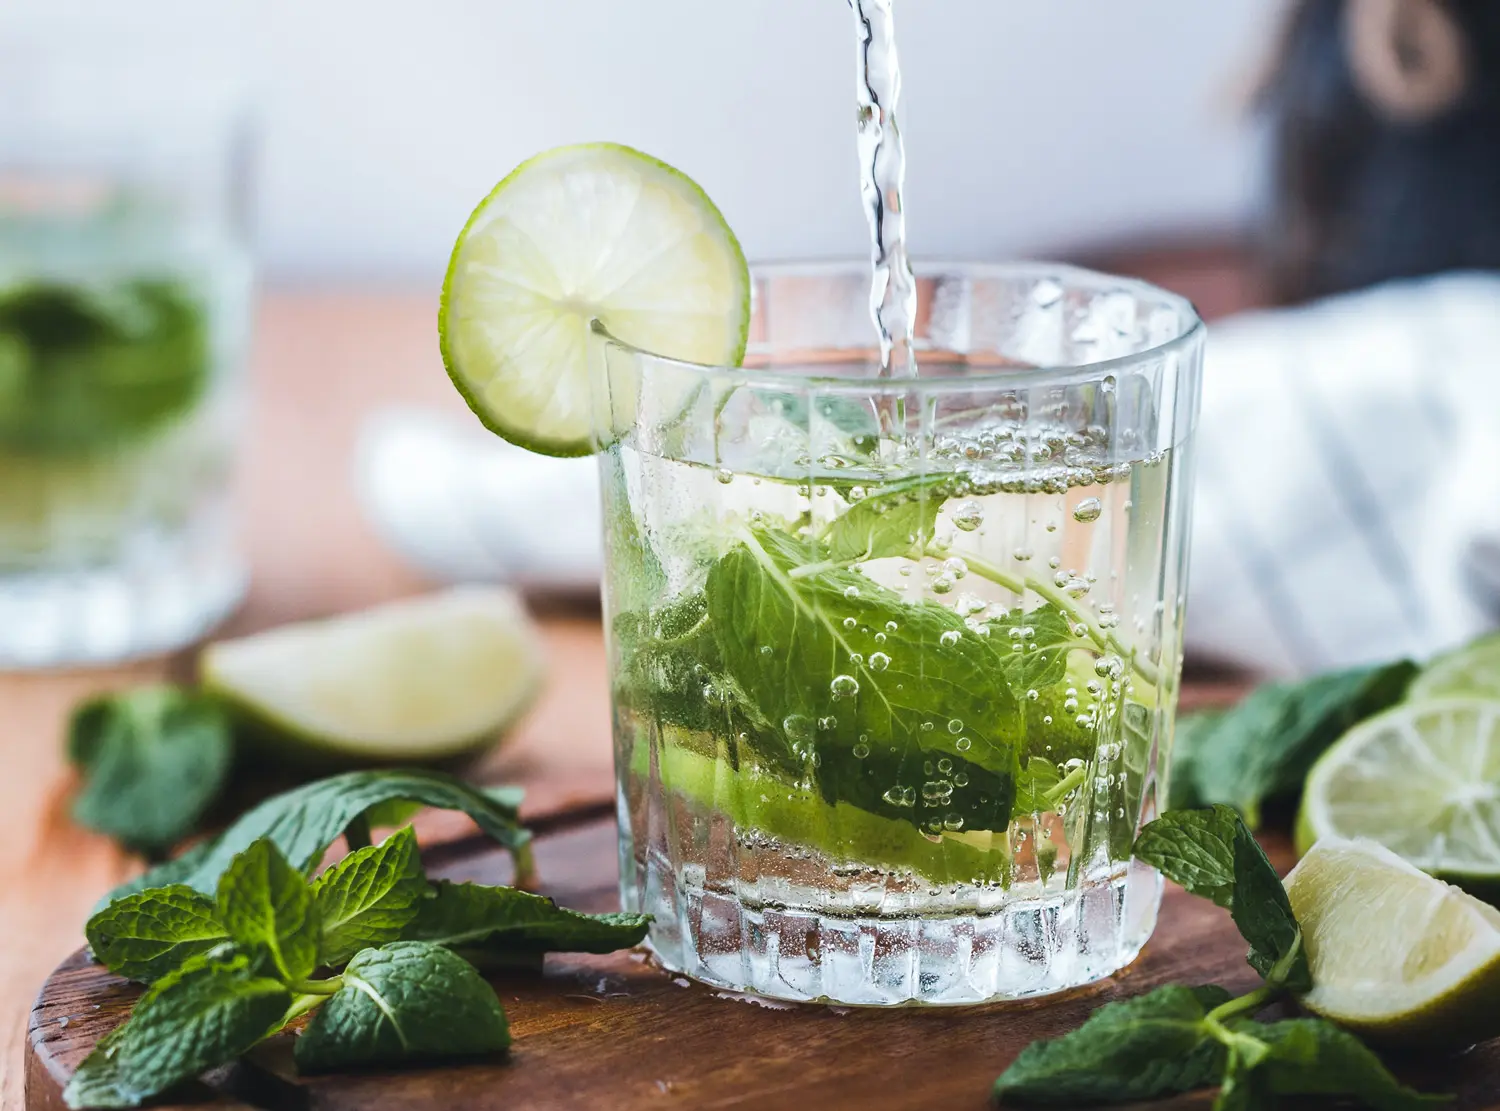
[[1187, 271, 1500, 675]]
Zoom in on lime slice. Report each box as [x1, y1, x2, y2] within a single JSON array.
[[439, 143, 750, 457], [1295, 698, 1500, 894], [1285, 838, 1500, 1047], [633, 730, 1011, 885], [1410, 631, 1500, 701], [202, 587, 545, 768]]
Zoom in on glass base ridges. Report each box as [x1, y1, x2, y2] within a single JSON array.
[[0, 522, 246, 669], [624, 838, 1162, 1006]]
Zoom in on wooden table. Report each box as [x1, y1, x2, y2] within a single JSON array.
[[1, 250, 1266, 1110]]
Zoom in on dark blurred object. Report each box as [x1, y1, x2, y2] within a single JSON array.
[[1262, 0, 1500, 304]]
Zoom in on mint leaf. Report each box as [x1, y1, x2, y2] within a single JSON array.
[[702, 526, 1021, 832], [63, 951, 290, 1109], [294, 941, 510, 1073], [0, 280, 210, 457], [313, 826, 427, 967], [993, 984, 1232, 1105], [1237, 1018, 1449, 1111], [105, 770, 527, 907], [216, 840, 320, 983], [68, 686, 231, 856], [85, 885, 228, 984], [403, 880, 649, 964], [1166, 709, 1225, 811], [1133, 805, 1239, 905], [988, 604, 1080, 692], [1014, 757, 1064, 815], [1134, 807, 1309, 992], [1188, 661, 1415, 827], [821, 474, 951, 562]]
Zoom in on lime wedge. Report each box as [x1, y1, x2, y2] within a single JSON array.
[[1411, 631, 1500, 701], [1285, 838, 1500, 1047], [439, 143, 750, 457], [202, 587, 545, 768], [1295, 698, 1500, 894]]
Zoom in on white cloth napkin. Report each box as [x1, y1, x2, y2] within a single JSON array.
[[357, 271, 1500, 675]]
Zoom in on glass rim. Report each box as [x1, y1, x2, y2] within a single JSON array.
[[593, 259, 1205, 392]]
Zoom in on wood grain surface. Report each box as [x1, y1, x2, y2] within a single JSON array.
[[27, 822, 1500, 1111]]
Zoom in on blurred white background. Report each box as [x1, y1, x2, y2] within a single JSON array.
[[1, 0, 1279, 283]]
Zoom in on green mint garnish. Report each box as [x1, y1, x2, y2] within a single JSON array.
[[68, 687, 232, 858], [293, 942, 511, 1073], [102, 769, 529, 910], [1176, 661, 1416, 826], [85, 886, 229, 985], [1134, 805, 1310, 992], [311, 825, 428, 968], [214, 840, 321, 984]]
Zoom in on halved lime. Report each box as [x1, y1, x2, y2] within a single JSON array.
[[1285, 838, 1500, 1047], [1295, 698, 1500, 895], [439, 143, 750, 457], [1410, 631, 1500, 701], [202, 587, 545, 768]]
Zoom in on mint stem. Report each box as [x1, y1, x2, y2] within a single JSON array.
[[938, 549, 1161, 688], [289, 976, 344, 997], [1043, 763, 1089, 808], [282, 992, 331, 1025]]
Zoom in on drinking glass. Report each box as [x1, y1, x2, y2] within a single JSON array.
[[0, 40, 253, 668], [596, 262, 1204, 1004]]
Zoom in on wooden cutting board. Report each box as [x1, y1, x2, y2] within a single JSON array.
[[26, 818, 1500, 1111]]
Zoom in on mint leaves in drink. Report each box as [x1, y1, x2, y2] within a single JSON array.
[[68, 688, 233, 857], [993, 807, 1441, 1108], [67, 772, 650, 1110]]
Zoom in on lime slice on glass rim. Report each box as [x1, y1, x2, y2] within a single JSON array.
[[1410, 631, 1500, 701], [1285, 838, 1500, 1047], [202, 587, 545, 768], [439, 143, 751, 457], [1295, 697, 1500, 896]]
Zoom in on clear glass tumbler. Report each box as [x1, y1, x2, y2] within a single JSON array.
[[0, 41, 253, 668], [597, 262, 1204, 1005]]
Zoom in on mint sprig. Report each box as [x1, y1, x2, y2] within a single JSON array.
[[68, 687, 232, 858], [67, 774, 649, 1110], [993, 807, 1446, 1109]]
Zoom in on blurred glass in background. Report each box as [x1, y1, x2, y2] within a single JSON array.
[[0, 37, 254, 668]]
